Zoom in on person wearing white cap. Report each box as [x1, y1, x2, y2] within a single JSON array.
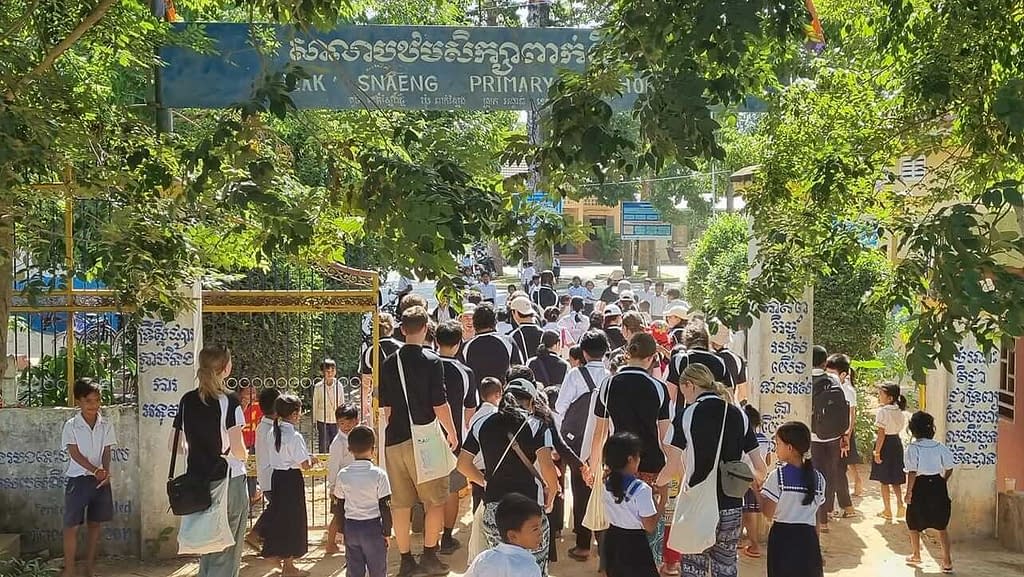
[[664, 305, 689, 347], [508, 296, 544, 366], [602, 304, 627, 351], [617, 290, 637, 313], [710, 323, 748, 403]]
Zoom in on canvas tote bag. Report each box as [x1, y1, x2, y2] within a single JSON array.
[[582, 377, 612, 532], [668, 398, 728, 554], [397, 352, 456, 483]]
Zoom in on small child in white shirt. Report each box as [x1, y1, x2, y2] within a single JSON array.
[[333, 426, 392, 577], [326, 403, 360, 554], [466, 377, 502, 512], [464, 493, 544, 577]]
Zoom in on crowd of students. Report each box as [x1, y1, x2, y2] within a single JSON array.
[[55, 271, 957, 577]]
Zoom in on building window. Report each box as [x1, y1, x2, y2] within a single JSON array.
[[899, 155, 927, 180], [999, 336, 1016, 421]]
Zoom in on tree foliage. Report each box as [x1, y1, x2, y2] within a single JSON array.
[[813, 251, 892, 361], [533, 0, 1024, 378], [686, 213, 749, 320]]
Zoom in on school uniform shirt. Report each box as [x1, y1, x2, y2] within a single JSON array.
[[466, 402, 499, 471], [173, 391, 246, 482], [717, 347, 747, 386], [673, 393, 759, 510], [637, 288, 655, 305], [464, 543, 542, 577], [334, 460, 392, 520], [602, 478, 658, 530], [509, 323, 544, 366], [461, 330, 514, 387], [61, 412, 117, 477], [360, 337, 403, 377], [760, 463, 826, 525], [839, 376, 857, 407], [255, 416, 276, 490], [568, 285, 590, 299], [875, 404, 906, 435], [554, 361, 610, 462], [463, 412, 554, 505], [666, 347, 735, 390], [649, 294, 668, 318], [268, 421, 311, 470], [379, 344, 448, 447], [312, 378, 345, 425], [904, 439, 954, 475], [327, 431, 355, 493], [593, 366, 671, 474], [531, 285, 559, 309], [520, 266, 536, 287], [440, 356, 477, 446], [431, 305, 455, 323], [558, 311, 590, 343], [475, 282, 498, 302], [528, 352, 570, 388]]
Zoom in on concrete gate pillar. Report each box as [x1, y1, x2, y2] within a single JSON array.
[[748, 290, 815, 442], [925, 337, 999, 540], [136, 283, 202, 558]]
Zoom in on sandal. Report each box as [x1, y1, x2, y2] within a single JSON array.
[[742, 546, 762, 558], [567, 547, 591, 562], [877, 511, 893, 521], [905, 556, 921, 566], [942, 566, 954, 574]]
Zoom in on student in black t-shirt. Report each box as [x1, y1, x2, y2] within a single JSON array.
[[379, 306, 459, 577], [508, 296, 544, 365], [666, 319, 734, 411], [672, 363, 767, 577], [462, 303, 514, 386], [602, 305, 627, 351], [391, 294, 428, 342], [170, 345, 249, 576], [457, 378, 560, 576], [434, 320, 478, 554], [528, 331, 570, 388], [531, 270, 559, 309]]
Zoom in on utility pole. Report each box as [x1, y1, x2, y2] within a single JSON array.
[[151, 0, 173, 133], [526, 0, 551, 270]]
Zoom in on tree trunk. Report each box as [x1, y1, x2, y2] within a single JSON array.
[[645, 240, 659, 279], [622, 239, 634, 277], [0, 192, 13, 405]]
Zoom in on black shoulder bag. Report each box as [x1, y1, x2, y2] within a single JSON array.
[[167, 401, 213, 515]]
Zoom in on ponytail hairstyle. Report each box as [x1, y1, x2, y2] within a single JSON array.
[[536, 330, 561, 357], [272, 394, 302, 452], [880, 382, 907, 410], [603, 432, 642, 503], [197, 345, 232, 404], [776, 421, 816, 506], [625, 332, 657, 363], [680, 363, 715, 392], [492, 378, 533, 431], [570, 296, 585, 321], [543, 306, 560, 325]]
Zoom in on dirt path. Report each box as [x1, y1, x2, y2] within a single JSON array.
[[95, 472, 1024, 577]]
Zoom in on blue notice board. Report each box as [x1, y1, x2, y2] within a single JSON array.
[[527, 192, 562, 234], [621, 201, 672, 240]]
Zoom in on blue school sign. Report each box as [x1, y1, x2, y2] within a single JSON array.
[[159, 23, 650, 111], [621, 201, 672, 240]]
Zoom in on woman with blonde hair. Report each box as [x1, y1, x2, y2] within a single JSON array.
[[170, 345, 250, 577], [667, 362, 767, 577]]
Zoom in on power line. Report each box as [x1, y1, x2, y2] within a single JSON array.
[[577, 169, 734, 188]]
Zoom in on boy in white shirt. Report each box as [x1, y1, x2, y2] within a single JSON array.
[[464, 493, 544, 577], [326, 403, 360, 554], [61, 378, 117, 577], [334, 426, 393, 577], [466, 377, 503, 512]]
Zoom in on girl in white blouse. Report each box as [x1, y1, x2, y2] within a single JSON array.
[[263, 395, 319, 577], [870, 383, 907, 521], [904, 411, 955, 573]]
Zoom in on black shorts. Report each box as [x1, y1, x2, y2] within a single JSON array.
[[63, 476, 114, 528]]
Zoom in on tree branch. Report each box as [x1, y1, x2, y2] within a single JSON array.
[[4, 0, 120, 101], [0, 0, 41, 45]]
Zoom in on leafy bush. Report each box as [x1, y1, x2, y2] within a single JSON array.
[[813, 251, 892, 361], [0, 558, 56, 577], [590, 226, 622, 264], [18, 341, 137, 407], [686, 213, 749, 315]]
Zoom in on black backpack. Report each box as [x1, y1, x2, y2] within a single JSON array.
[[561, 367, 597, 455], [811, 372, 850, 439]]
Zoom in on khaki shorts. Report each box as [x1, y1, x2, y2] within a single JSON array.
[[385, 440, 450, 509]]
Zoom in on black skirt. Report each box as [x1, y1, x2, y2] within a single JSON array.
[[261, 469, 308, 558], [768, 522, 823, 577], [906, 475, 951, 531], [870, 435, 906, 485], [605, 525, 658, 577]]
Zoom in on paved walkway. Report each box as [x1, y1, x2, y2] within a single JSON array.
[[94, 469, 1024, 577]]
